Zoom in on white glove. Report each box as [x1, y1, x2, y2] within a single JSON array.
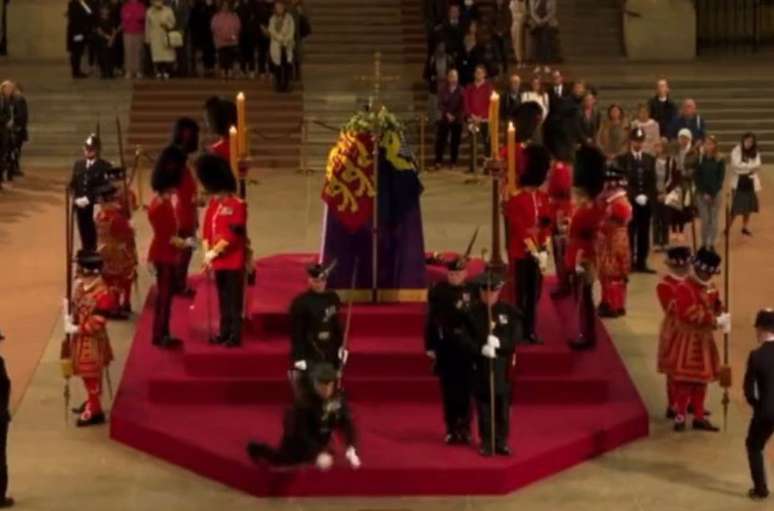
[[716, 312, 732, 333], [575, 264, 585, 275], [487, 335, 500, 349], [338, 347, 349, 366], [73, 34, 85, 42], [184, 237, 199, 250], [294, 360, 307, 371], [315, 451, 333, 471], [426, 350, 436, 360], [481, 344, 496, 359], [345, 446, 361, 469], [203, 249, 218, 266], [536, 250, 549, 273], [74, 196, 90, 208], [64, 315, 79, 335], [635, 194, 648, 206]]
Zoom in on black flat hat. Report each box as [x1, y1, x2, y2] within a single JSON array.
[[754, 308, 774, 330]]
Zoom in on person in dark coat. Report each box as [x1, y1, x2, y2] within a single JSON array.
[[544, 70, 574, 161], [616, 127, 657, 273], [70, 134, 111, 253], [466, 269, 525, 456], [246, 363, 361, 470], [425, 256, 476, 445], [0, 330, 14, 508], [67, 0, 96, 78], [500, 72, 522, 125], [190, 0, 217, 76], [647, 79, 678, 139], [255, 0, 273, 78], [434, 69, 465, 169], [235, 0, 258, 77], [744, 308, 774, 501]]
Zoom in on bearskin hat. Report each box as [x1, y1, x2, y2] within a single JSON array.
[[514, 101, 544, 142], [520, 144, 551, 187], [573, 146, 606, 199], [151, 145, 186, 193], [196, 153, 237, 194], [204, 96, 237, 137], [172, 117, 200, 155]]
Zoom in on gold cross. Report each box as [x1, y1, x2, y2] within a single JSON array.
[[356, 51, 401, 110]]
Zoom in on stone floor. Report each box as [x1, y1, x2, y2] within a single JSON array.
[[1, 162, 772, 510]]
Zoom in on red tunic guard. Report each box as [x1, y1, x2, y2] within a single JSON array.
[[596, 190, 632, 316], [95, 200, 138, 316]]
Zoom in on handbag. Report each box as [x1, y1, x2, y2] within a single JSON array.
[[665, 187, 683, 210], [166, 30, 184, 48]]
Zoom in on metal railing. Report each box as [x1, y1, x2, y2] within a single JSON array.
[[695, 0, 767, 54]]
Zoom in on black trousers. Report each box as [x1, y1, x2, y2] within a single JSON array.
[[468, 123, 490, 173], [532, 25, 553, 64], [0, 419, 7, 499], [653, 200, 670, 247], [272, 49, 292, 92], [435, 120, 462, 165], [629, 203, 652, 269], [240, 37, 257, 73], [552, 234, 570, 292], [70, 41, 86, 76], [215, 269, 244, 343], [175, 228, 195, 293], [514, 257, 542, 339], [97, 42, 114, 78], [218, 46, 237, 72], [257, 36, 270, 74], [152, 263, 175, 342], [437, 351, 472, 435], [746, 415, 774, 494], [475, 383, 511, 447], [75, 203, 97, 252]]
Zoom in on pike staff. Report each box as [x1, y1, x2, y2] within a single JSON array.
[[720, 193, 733, 431], [338, 258, 359, 388], [481, 248, 496, 455], [61, 186, 75, 425]]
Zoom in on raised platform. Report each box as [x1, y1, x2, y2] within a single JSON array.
[[110, 254, 648, 497]]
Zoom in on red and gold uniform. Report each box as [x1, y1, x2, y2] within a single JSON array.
[[202, 194, 248, 346], [596, 190, 632, 316], [95, 200, 138, 315], [657, 273, 683, 412], [669, 276, 722, 424], [68, 274, 115, 425]]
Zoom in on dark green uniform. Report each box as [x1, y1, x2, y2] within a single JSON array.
[[289, 289, 343, 371]]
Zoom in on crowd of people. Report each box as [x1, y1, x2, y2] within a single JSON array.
[[0, 80, 28, 190], [65, 0, 309, 91]]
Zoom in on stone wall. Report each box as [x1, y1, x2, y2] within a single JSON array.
[[624, 0, 696, 60], [8, 0, 67, 59]]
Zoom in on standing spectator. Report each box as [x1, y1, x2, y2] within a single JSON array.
[[437, 4, 464, 62], [435, 69, 464, 170], [422, 0, 449, 49], [652, 138, 673, 251], [460, 0, 481, 29], [616, 128, 657, 273], [108, 0, 125, 75], [95, 5, 118, 79], [0, 0, 7, 56], [9, 82, 27, 179], [597, 104, 628, 161], [744, 308, 774, 502], [67, 0, 96, 78], [122, 0, 147, 79], [509, 0, 527, 69], [190, 0, 217, 77], [457, 21, 483, 87], [666, 129, 698, 243], [168, 0, 193, 77], [630, 103, 660, 155], [647, 79, 677, 138], [0, 330, 13, 508], [500, 72, 522, 124], [529, 0, 557, 74], [693, 135, 725, 251], [521, 76, 548, 143], [235, 0, 258, 78], [146, 0, 177, 79], [423, 40, 454, 124], [490, 0, 511, 75], [574, 92, 600, 148], [255, 0, 273, 80], [288, 0, 308, 81], [268, 0, 295, 93], [668, 98, 706, 143], [463, 65, 494, 173], [211, 0, 241, 79], [0, 81, 26, 180], [730, 132, 762, 236], [543, 69, 570, 156]]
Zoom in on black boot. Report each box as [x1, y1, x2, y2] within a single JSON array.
[[246, 441, 274, 463], [76, 411, 106, 427], [157, 336, 183, 350], [692, 418, 720, 432], [748, 488, 770, 500], [597, 302, 616, 318], [495, 443, 512, 456]]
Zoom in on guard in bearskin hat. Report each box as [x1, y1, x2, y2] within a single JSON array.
[[147, 146, 193, 349], [94, 181, 138, 320], [204, 96, 247, 196], [656, 245, 692, 419], [70, 133, 111, 252], [197, 154, 249, 348], [596, 163, 633, 318], [425, 229, 480, 445], [745, 308, 774, 500], [62, 250, 116, 427], [503, 144, 552, 345], [668, 247, 729, 432], [566, 146, 606, 350], [170, 117, 201, 297], [466, 268, 525, 456], [547, 157, 574, 298], [289, 260, 345, 390]]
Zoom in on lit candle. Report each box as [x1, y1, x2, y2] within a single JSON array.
[[229, 126, 239, 181], [489, 91, 500, 160], [506, 121, 517, 196], [236, 92, 247, 158]]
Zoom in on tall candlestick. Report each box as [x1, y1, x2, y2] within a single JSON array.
[[506, 121, 517, 197], [229, 126, 239, 181], [236, 92, 247, 158], [489, 91, 500, 160]]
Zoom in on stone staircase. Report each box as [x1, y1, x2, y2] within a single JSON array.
[[554, 0, 624, 61], [127, 80, 303, 172]]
